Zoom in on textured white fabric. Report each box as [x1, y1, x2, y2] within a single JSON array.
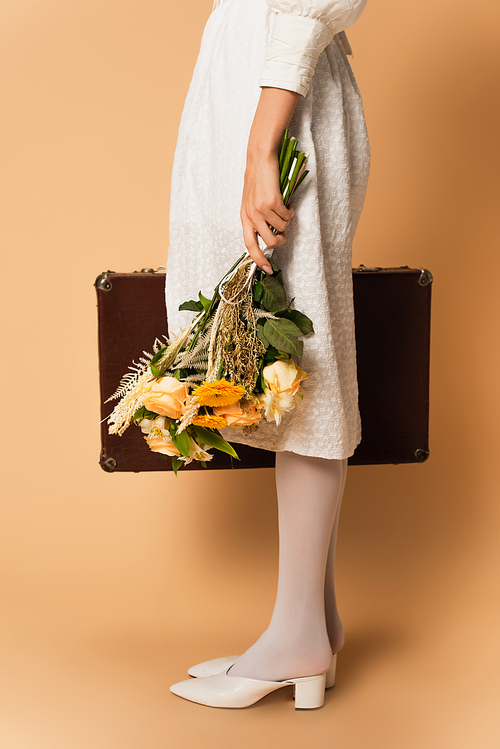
[[259, 13, 333, 96], [265, 0, 367, 29], [165, 0, 370, 460], [260, 0, 367, 95]]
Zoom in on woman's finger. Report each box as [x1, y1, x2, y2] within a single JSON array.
[[242, 221, 273, 274], [273, 203, 295, 223], [254, 216, 287, 248], [263, 212, 288, 233], [254, 200, 294, 233]]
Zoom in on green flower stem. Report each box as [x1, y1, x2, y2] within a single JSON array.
[[290, 168, 309, 197], [279, 129, 289, 171], [280, 137, 297, 191], [283, 151, 306, 206]]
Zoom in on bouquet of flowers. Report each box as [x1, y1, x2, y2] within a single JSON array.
[[103, 130, 314, 475]]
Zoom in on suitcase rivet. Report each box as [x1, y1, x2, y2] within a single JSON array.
[[138, 266, 166, 274], [100, 457, 117, 472], [418, 269, 433, 286], [414, 448, 430, 462], [94, 273, 112, 291]]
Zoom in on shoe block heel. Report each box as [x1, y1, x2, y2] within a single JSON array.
[[291, 673, 326, 709], [325, 653, 337, 689]]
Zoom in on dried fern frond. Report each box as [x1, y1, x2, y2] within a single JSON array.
[[172, 316, 215, 370], [183, 374, 205, 383], [153, 317, 202, 374], [104, 335, 170, 404], [106, 370, 152, 436], [175, 352, 209, 371]]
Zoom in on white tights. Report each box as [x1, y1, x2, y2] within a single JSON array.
[[229, 450, 348, 682]]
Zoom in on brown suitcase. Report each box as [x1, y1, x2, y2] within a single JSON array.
[[95, 264, 433, 472]]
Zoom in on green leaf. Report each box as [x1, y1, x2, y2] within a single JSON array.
[[262, 347, 289, 368], [263, 318, 304, 357], [253, 279, 264, 303], [192, 426, 240, 460], [252, 358, 265, 395], [172, 369, 181, 380], [198, 291, 212, 313], [143, 408, 158, 420], [263, 344, 281, 363], [269, 256, 280, 274], [256, 325, 269, 349], [260, 367, 266, 392], [276, 309, 314, 335], [150, 348, 167, 365], [171, 428, 191, 458], [200, 460, 207, 469], [150, 364, 162, 377], [261, 276, 286, 313], [179, 299, 203, 312], [132, 405, 145, 422], [171, 456, 183, 476]]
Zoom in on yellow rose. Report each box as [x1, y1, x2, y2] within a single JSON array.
[[213, 400, 263, 427], [142, 376, 189, 419], [262, 359, 308, 397]]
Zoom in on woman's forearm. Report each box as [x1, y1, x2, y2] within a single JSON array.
[[247, 87, 301, 160], [241, 87, 301, 272]]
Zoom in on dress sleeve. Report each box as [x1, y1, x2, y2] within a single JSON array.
[[259, 0, 368, 97]]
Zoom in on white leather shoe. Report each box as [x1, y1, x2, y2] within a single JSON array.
[[188, 652, 337, 689], [170, 664, 327, 709]]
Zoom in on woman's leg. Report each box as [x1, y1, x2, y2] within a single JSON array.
[[324, 457, 348, 654], [229, 450, 348, 682]]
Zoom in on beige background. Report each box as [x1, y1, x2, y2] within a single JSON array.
[[1, 0, 500, 746]]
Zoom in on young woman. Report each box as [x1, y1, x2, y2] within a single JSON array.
[[167, 0, 370, 709]]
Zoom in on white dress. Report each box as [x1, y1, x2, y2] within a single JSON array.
[[165, 0, 370, 460]]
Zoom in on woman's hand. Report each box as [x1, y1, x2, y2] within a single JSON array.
[[240, 86, 301, 274], [241, 152, 295, 274]]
